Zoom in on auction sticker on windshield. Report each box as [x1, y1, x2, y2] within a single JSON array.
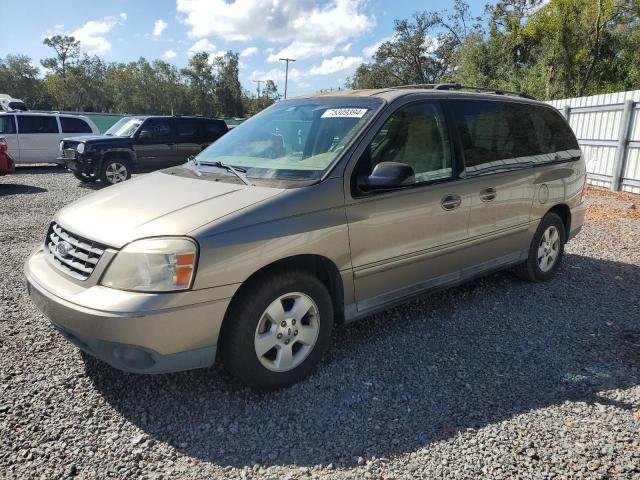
[[321, 108, 368, 118]]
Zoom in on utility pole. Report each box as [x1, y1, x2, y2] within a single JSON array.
[[279, 57, 296, 99], [252, 79, 264, 97]]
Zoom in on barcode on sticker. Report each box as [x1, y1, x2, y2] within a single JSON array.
[[321, 108, 368, 118]]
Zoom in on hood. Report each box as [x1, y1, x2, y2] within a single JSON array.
[[63, 135, 130, 144], [56, 172, 283, 248]]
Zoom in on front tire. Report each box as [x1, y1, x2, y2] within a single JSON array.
[[73, 171, 97, 183], [100, 158, 131, 185], [515, 212, 566, 282], [220, 269, 334, 390]]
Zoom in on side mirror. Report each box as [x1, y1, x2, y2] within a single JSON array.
[[137, 130, 152, 140], [359, 161, 415, 190]]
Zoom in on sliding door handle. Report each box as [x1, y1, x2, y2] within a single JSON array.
[[480, 187, 497, 202], [441, 194, 462, 211]]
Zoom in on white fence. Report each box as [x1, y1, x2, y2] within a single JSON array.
[[546, 90, 640, 194]]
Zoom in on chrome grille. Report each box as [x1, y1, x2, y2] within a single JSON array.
[[45, 223, 106, 280], [62, 148, 77, 160]]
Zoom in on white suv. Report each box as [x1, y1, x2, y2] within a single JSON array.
[[0, 112, 99, 164]]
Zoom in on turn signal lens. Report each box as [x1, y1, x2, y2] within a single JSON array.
[[175, 252, 196, 287]]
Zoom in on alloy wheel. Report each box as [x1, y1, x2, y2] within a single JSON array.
[[104, 162, 128, 184], [537, 225, 560, 272], [254, 292, 320, 372]]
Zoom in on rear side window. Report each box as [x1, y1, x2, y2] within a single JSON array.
[[60, 117, 93, 134], [202, 119, 227, 140], [17, 115, 59, 134], [529, 106, 579, 153], [0, 116, 16, 134], [449, 100, 537, 173], [176, 118, 202, 141]]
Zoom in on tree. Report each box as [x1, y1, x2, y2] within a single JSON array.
[[242, 80, 280, 115], [213, 51, 244, 117], [0, 55, 43, 107], [263, 80, 280, 101], [350, 14, 442, 88], [349, 2, 482, 89], [181, 52, 217, 116], [42, 35, 80, 80]]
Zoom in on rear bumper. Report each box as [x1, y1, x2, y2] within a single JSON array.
[[568, 202, 587, 241], [25, 247, 232, 374]]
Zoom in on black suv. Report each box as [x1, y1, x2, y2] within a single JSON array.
[[60, 116, 228, 185]]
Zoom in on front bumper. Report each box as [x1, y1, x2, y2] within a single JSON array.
[[59, 153, 97, 175], [25, 246, 233, 374]]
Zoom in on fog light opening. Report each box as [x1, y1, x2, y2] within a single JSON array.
[[112, 346, 155, 369]]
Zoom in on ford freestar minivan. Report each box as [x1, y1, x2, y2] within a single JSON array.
[[25, 85, 587, 390]]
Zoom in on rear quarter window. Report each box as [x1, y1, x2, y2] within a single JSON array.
[[529, 106, 579, 153], [17, 115, 59, 134], [202, 120, 227, 141], [60, 117, 93, 134]]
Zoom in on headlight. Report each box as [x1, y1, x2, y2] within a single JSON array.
[[76, 143, 85, 154], [101, 237, 198, 292], [59, 141, 64, 151]]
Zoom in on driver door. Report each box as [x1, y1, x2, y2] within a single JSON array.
[[345, 100, 471, 312], [133, 118, 178, 171]]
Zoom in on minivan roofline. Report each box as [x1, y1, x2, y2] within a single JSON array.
[[293, 87, 543, 105]]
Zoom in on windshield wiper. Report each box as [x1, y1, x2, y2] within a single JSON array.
[[184, 155, 202, 176], [201, 160, 253, 186]]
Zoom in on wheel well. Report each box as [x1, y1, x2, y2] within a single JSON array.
[[101, 151, 133, 170], [228, 254, 345, 323], [547, 204, 571, 234]]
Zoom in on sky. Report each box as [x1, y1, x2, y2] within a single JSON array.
[[1, 0, 486, 97]]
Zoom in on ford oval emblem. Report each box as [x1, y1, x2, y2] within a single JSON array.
[[56, 241, 72, 258]]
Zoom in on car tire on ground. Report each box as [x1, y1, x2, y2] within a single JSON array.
[[515, 212, 566, 282], [220, 269, 334, 390], [100, 158, 132, 185], [73, 171, 98, 183]]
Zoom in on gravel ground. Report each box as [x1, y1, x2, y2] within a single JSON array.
[[1, 167, 639, 479]]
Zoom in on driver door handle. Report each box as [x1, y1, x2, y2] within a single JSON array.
[[480, 187, 497, 202], [441, 194, 462, 211]]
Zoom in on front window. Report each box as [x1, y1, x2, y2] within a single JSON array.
[[351, 101, 453, 195], [105, 117, 143, 137], [195, 98, 383, 181]]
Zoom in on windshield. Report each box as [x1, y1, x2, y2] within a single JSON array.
[[105, 117, 143, 137], [195, 97, 383, 181]]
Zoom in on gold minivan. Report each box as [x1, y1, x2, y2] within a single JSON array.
[[25, 85, 587, 389]]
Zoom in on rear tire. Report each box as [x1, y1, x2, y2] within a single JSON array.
[[73, 171, 97, 183], [515, 212, 566, 282], [100, 158, 131, 185], [220, 269, 334, 390]]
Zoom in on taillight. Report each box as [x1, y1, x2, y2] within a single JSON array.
[[0, 138, 6, 154], [579, 175, 588, 204]]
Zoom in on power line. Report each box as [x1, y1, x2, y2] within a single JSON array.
[[279, 58, 296, 99]]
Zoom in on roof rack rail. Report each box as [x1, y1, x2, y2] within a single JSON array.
[[432, 83, 535, 99], [389, 82, 535, 100]]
